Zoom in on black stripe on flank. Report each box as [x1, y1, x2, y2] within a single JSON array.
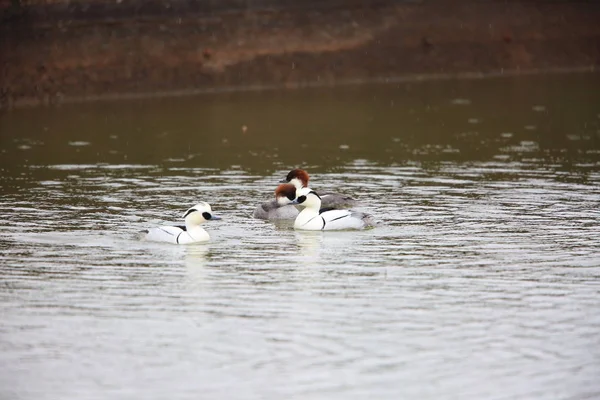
[[300, 215, 327, 230], [159, 228, 175, 236], [330, 215, 348, 222], [176, 232, 182, 244], [301, 215, 320, 227]]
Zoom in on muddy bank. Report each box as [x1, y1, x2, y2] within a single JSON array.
[[2, 1, 599, 108]]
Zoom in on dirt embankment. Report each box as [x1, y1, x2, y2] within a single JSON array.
[[2, 1, 599, 108]]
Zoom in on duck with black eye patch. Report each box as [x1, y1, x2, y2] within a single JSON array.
[[280, 168, 357, 209], [143, 202, 221, 244], [253, 168, 356, 220], [290, 188, 376, 231]]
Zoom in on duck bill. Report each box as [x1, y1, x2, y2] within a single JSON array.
[[209, 215, 222, 220]]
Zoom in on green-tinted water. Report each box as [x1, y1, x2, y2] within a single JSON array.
[[1, 73, 599, 399]]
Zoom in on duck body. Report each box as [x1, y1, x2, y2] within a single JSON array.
[[252, 200, 300, 220], [145, 225, 210, 244], [294, 208, 373, 231], [319, 192, 357, 209], [274, 184, 375, 231], [253, 168, 359, 220], [252, 194, 350, 220], [143, 202, 219, 244]]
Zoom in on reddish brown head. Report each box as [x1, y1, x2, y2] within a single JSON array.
[[275, 183, 297, 205], [281, 169, 310, 189]]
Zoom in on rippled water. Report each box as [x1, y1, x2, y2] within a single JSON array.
[[1, 73, 600, 399]]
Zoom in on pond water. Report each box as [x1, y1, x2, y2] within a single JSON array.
[[1, 72, 600, 400]]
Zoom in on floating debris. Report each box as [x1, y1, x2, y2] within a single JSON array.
[[532, 105, 546, 112], [451, 98, 471, 105], [500, 132, 513, 138], [500, 140, 540, 153], [520, 140, 537, 146], [524, 125, 537, 130], [339, 144, 350, 150], [468, 118, 480, 124], [68, 141, 91, 147], [456, 131, 479, 138], [442, 146, 460, 153]]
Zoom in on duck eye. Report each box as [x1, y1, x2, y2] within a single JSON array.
[[202, 212, 212, 220], [297, 195, 306, 203]]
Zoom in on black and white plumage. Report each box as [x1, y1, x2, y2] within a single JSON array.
[[253, 168, 356, 220], [274, 184, 375, 231], [143, 202, 220, 244]]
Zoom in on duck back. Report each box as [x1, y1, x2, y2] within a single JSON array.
[[320, 192, 357, 209], [253, 200, 299, 220]]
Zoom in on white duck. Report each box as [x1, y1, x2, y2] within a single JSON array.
[[253, 168, 356, 220], [275, 184, 375, 231], [144, 202, 220, 244]]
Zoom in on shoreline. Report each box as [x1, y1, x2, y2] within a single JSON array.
[[5, 65, 598, 109], [3, 1, 599, 110]]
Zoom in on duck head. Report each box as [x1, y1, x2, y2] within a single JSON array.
[[183, 202, 221, 228], [292, 190, 321, 210], [280, 168, 310, 190], [275, 183, 297, 206]]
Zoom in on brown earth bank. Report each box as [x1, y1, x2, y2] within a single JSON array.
[[1, 0, 599, 109]]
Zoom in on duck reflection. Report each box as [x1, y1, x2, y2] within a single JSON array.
[[184, 244, 210, 285], [294, 230, 324, 258], [294, 230, 361, 261]]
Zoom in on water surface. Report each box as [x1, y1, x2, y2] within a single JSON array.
[[1, 73, 600, 400]]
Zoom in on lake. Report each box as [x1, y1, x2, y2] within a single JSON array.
[[1, 72, 599, 399]]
